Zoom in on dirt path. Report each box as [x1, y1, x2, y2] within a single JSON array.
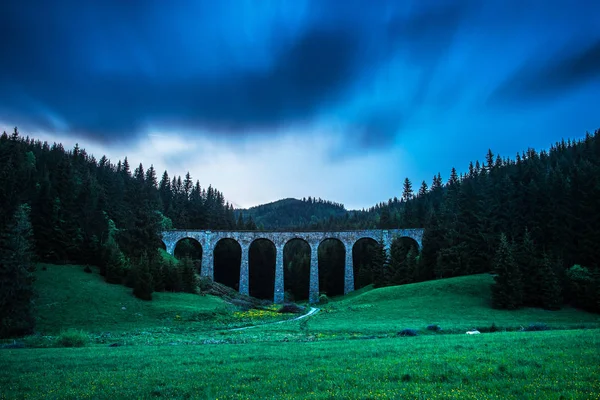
[[229, 307, 320, 331]]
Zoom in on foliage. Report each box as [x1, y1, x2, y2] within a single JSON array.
[[0, 204, 36, 338], [565, 265, 600, 313], [397, 328, 418, 336], [238, 197, 347, 230], [179, 257, 198, 294], [491, 234, 523, 310], [0, 128, 236, 298], [132, 253, 153, 301], [55, 329, 88, 347]]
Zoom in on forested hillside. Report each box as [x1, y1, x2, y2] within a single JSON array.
[[0, 128, 247, 337], [2, 127, 600, 337], [238, 198, 349, 230], [279, 129, 600, 313]]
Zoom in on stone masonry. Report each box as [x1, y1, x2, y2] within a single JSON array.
[[161, 229, 424, 304]]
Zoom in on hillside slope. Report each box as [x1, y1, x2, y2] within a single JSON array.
[[308, 274, 600, 334], [33, 264, 230, 334], [239, 197, 349, 229]]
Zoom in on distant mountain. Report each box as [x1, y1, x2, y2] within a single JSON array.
[[238, 197, 349, 230]]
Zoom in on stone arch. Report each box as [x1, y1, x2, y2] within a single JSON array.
[[213, 238, 241, 291], [352, 237, 381, 290], [393, 236, 420, 252], [249, 238, 276, 300], [173, 237, 203, 272], [318, 238, 346, 297], [283, 238, 311, 301]]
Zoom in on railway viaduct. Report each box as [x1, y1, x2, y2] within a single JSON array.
[[161, 228, 424, 303]]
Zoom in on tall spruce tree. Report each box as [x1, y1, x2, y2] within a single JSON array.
[[491, 233, 523, 310], [539, 253, 562, 310]]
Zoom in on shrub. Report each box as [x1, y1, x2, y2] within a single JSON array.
[[83, 265, 92, 273], [476, 323, 500, 333], [278, 304, 305, 314], [198, 277, 213, 292], [318, 294, 329, 304], [426, 324, 441, 332], [398, 329, 418, 337], [523, 323, 549, 332], [56, 329, 88, 347]]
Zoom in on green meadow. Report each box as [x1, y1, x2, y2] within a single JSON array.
[[1, 265, 599, 399]]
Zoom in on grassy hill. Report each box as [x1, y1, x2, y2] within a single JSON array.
[[2, 265, 599, 399], [33, 264, 231, 334], [306, 274, 600, 335]]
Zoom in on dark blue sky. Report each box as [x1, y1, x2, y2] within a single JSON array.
[[1, 0, 599, 208]]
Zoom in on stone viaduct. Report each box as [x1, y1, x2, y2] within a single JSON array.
[[161, 229, 424, 304]]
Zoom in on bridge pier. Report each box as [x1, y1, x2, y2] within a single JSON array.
[[201, 239, 214, 279], [344, 243, 354, 295], [274, 245, 284, 304], [309, 243, 319, 304], [239, 243, 250, 296]]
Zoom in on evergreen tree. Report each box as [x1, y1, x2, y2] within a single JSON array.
[[491, 234, 523, 310], [371, 242, 389, 288], [0, 204, 36, 337], [180, 257, 197, 293], [539, 253, 562, 310], [133, 252, 153, 301], [402, 178, 413, 201], [514, 229, 540, 306]]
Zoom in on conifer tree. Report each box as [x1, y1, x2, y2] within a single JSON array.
[[133, 252, 153, 301], [515, 229, 540, 306], [0, 204, 36, 337], [402, 178, 413, 201], [491, 233, 523, 310], [539, 253, 562, 310], [180, 257, 197, 293], [371, 242, 389, 288]]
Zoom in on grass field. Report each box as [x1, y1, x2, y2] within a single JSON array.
[[1, 264, 599, 399], [1, 330, 598, 399]]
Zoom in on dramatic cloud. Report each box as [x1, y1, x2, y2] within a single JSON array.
[[1, 0, 599, 207], [491, 39, 600, 103]]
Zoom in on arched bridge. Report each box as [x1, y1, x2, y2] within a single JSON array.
[[161, 229, 424, 304]]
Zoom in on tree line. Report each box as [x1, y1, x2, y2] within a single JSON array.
[[0, 128, 255, 337], [290, 129, 600, 312]]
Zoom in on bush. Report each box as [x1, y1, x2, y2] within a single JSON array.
[[56, 329, 88, 347], [523, 323, 549, 332], [198, 277, 213, 292], [398, 329, 419, 337], [278, 304, 305, 314], [476, 323, 500, 333], [318, 294, 329, 304], [426, 324, 441, 332], [83, 265, 92, 273]]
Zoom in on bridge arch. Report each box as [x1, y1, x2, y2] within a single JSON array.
[[173, 238, 203, 272], [318, 238, 346, 297], [352, 237, 381, 290], [214, 238, 241, 291], [249, 238, 276, 300], [283, 238, 311, 301]]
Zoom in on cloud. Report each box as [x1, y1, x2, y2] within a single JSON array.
[[490, 39, 600, 104]]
